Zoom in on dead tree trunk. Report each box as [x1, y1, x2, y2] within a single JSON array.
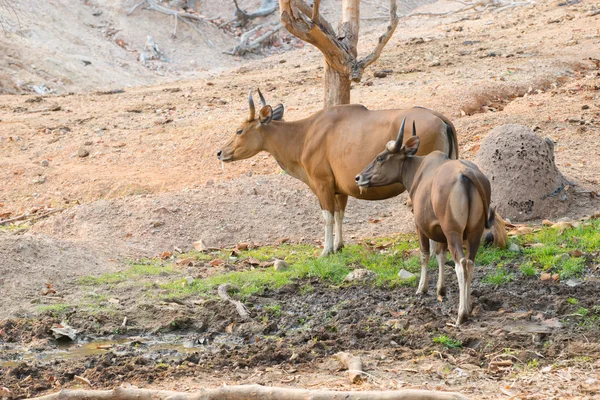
[[279, 0, 399, 107]]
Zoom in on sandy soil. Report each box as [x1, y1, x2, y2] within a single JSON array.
[[1, 0, 600, 398]]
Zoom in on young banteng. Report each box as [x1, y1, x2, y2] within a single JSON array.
[[355, 119, 495, 325], [217, 89, 460, 257]]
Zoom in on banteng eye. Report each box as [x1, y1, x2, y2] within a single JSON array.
[[376, 156, 384, 163], [236, 129, 243, 135]]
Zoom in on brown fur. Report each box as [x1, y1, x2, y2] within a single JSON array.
[[356, 120, 494, 325], [217, 90, 458, 256]]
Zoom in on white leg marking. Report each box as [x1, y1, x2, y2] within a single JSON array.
[[466, 259, 474, 313], [416, 251, 430, 295], [320, 210, 334, 258], [455, 258, 469, 325], [333, 211, 344, 252], [436, 248, 447, 298]]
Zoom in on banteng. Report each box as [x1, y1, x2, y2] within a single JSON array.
[[355, 119, 494, 325], [217, 89, 458, 257]]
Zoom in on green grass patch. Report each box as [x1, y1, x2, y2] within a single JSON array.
[[482, 267, 514, 285], [433, 335, 462, 349], [159, 239, 422, 299], [79, 260, 176, 286], [519, 262, 537, 277], [36, 303, 71, 316]]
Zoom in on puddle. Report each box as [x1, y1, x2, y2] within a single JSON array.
[[0, 333, 243, 367]]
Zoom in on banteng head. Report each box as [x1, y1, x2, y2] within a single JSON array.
[[217, 88, 284, 162], [355, 118, 420, 188]]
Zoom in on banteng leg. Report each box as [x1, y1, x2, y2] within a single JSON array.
[[465, 236, 481, 313], [416, 230, 430, 295], [447, 232, 470, 325], [434, 241, 448, 299], [333, 194, 348, 253], [315, 186, 336, 258]]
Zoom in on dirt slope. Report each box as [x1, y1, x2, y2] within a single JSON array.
[[1, 0, 600, 316]]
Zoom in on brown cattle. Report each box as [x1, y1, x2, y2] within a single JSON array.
[[217, 89, 458, 256], [356, 119, 494, 325]]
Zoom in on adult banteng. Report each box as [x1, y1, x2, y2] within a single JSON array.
[[355, 119, 494, 325], [217, 89, 458, 257]]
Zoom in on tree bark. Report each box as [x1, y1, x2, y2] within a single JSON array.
[[324, 62, 350, 107]]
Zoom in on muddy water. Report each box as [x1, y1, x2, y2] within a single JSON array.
[[0, 333, 244, 368]]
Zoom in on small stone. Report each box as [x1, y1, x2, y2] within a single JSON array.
[[564, 279, 580, 287], [582, 105, 590, 110], [374, 70, 388, 78], [32, 176, 45, 184], [273, 259, 289, 272], [185, 276, 195, 285], [344, 268, 377, 282], [193, 239, 208, 252], [509, 243, 520, 252], [77, 147, 90, 158], [555, 253, 571, 262], [398, 269, 416, 280], [41, 160, 49, 167], [236, 242, 249, 251]]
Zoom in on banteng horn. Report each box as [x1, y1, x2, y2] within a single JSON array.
[[248, 89, 256, 121], [257, 88, 267, 108]]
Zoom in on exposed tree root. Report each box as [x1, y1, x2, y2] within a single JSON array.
[[31, 384, 471, 400]]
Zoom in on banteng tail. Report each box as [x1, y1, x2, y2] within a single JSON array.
[[459, 165, 493, 229]]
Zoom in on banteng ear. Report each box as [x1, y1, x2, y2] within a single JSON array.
[[403, 136, 420, 156], [272, 104, 284, 121], [259, 105, 273, 125]]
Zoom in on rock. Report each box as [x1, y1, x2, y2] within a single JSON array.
[[385, 319, 409, 330], [51, 322, 77, 341], [184, 276, 195, 285], [273, 259, 289, 272], [398, 269, 416, 280], [374, 70, 389, 78], [344, 268, 377, 282], [582, 105, 590, 110], [509, 243, 520, 253], [475, 125, 570, 222], [77, 147, 90, 158], [32, 176, 46, 184], [236, 242, 249, 251], [41, 160, 49, 167], [193, 239, 208, 252], [564, 279, 580, 287], [555, 253, 571, 263]]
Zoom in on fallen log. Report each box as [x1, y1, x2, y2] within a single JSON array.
[[31, 384, 471, 400]]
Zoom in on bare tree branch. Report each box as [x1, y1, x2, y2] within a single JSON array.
[[311, 0, 320, 24], [228, 0, 279, 27], [351, 0, 399, 81]]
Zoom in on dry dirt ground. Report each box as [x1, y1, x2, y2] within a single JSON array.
[[1, 0, 600, 398]]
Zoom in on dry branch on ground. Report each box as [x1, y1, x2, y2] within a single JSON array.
[[408, 0, 534, 16], [334, 351, 364, 384], [31, 384, 471, 400], [128, 0, 214, 47]]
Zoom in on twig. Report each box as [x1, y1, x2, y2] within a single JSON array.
[[224, 21, 282, 55], [217, 284, 251, 320], [0, 208, 63, 226]]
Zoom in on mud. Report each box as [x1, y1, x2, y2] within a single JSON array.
[[2, 268, 599, 399]]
